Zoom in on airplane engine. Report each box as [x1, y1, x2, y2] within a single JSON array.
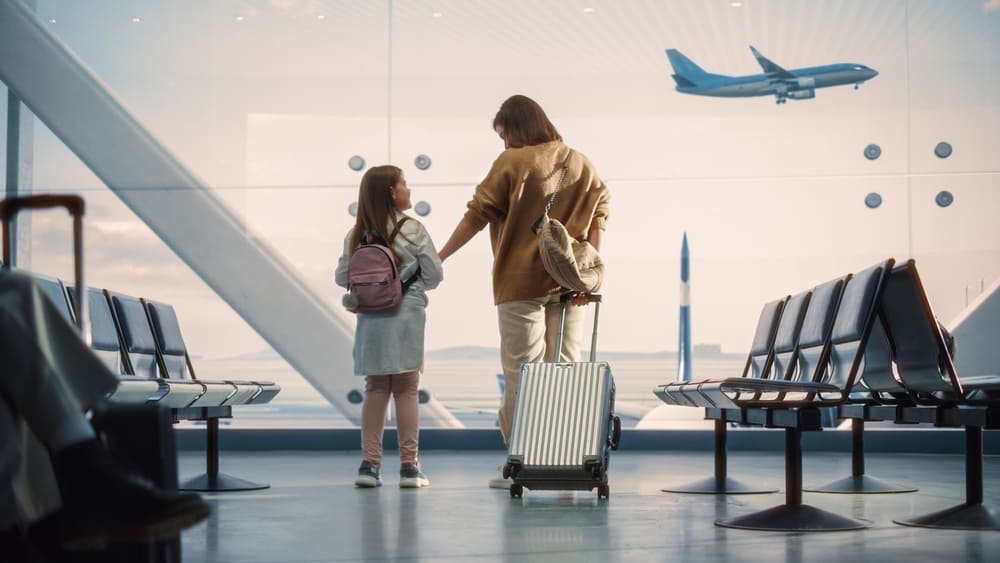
[[788, 89, 816, 100], [794, 77, 816, 89]]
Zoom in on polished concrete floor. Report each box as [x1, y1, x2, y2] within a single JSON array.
[[179, 450, 1000, 562]]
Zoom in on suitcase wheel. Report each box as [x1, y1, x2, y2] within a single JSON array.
[[510, 484, 523, 498], [597, 484, 610, 500]]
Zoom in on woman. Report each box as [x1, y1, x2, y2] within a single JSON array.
[[437, 95, 610, 489], [335, 165, 444, 488]]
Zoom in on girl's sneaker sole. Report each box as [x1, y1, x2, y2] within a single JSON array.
[[354, 476, 382, 488], [399, 477, 430, 488]]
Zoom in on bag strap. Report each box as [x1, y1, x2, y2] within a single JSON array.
[[542, 166, 569, 216], [401, 264, 422, 292], [532, 151, 573, 233], [389, 216, 408, 243], [389, 217, 422, 292], [362, 216, 409, 245]]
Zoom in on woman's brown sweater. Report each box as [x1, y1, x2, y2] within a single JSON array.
[[463, 140, 610, 304]]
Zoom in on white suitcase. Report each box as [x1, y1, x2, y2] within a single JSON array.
[[504, 294, 621, 499]]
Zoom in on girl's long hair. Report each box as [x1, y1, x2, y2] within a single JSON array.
[[349, 165, 404, 259], [492, 95, 562, 148]]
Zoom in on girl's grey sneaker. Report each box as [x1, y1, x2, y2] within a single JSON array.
[[355, 460, 382, 488], [399, 463, 430, 488]]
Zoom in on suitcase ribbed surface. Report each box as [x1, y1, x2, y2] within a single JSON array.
[[509, 361, 611, 467]]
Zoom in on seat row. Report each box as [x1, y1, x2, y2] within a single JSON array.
[[32, 273, 280, 409], [30, 271, 280, 491], [654, 258, 999, 531]]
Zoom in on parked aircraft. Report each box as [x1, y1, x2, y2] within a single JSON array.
[[666, 46, 877, 104]]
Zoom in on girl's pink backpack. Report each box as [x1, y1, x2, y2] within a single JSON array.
[[346, 243, 402, 314]]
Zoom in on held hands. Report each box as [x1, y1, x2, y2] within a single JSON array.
[[567, 292, 591, 306]]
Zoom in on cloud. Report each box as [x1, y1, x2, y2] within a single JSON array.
[[24, 211, 200, 298], [986, 0, 1000, 13]]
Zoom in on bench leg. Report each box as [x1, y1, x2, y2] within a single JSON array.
[[716, 428, 872, 531], [178, 417, 270, 492], [806, 419, 916, 494], [894, 426, 1000, 530], [662, 419, 776, 494]]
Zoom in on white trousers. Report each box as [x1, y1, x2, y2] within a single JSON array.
[[496, 294, 585, 444]]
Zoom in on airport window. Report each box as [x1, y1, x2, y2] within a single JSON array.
[[2, 0, 997, 434]]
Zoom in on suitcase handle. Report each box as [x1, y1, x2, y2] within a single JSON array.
[[0, 194, 85, 222], [559, 292, 601, 304], [0, 194, 87, 336], [608, 415, 621, 451], [555, 292, 601, 362]]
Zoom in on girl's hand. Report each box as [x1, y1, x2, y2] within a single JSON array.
[[568, 292, 591, 306]]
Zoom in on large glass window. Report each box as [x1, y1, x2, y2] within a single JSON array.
[[4, 0, 998, 429]]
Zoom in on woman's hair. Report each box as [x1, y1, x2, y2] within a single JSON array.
[[349, 165, 403, 255], [492, 95, 562, 148]]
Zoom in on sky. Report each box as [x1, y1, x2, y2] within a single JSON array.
[[2, 0, 998, 362]]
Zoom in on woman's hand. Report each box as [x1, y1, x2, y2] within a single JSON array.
[[568, 292, 591, 306]]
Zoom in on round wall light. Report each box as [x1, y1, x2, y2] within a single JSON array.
[[347, 389, 364, 404], [414, 201, 431, 217], [864, 144, 882, 161], [864, 192, 883, 209], [414, 154, 432, 170], [934, 142, 953, 159], [348, 155, 365, 171], [935, 190, 954, 208], [348, 201, 358, 217]]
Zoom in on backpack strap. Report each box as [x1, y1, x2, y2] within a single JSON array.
[[360, 216, 409, 245], [366, 216, 420, 292], [387, 216, 409, 243], [401, 264, 422, 292], [393, 216, 421, 291]]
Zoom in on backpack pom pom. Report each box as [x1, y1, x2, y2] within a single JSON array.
[[342, 292, 359, 312]]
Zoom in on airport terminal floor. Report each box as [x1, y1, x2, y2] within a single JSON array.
[[179, 449, 1000, 562]]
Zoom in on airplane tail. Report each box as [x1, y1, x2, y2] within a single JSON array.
[[665, 49, 726, 87]]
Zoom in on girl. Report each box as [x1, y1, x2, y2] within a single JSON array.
[[335, 165, 443, 488]]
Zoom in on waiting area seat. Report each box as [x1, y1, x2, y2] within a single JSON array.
[[104, 290, 277, 491], [143, 299, 281, 406], [870, 260, 1000, 529], [84, 287, 167, 404], [106, 291, 233, 407], [85, 287, 205, 408], [21, 268, 281, 492], [653, 257, 1000, 532], [654, 296, 787, 495], [655, 259, 894, 531]]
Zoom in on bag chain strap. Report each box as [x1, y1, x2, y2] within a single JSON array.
[[543, 166, 569, 216], [532, 151, 574, 234]]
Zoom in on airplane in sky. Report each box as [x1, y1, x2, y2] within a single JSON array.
[[666, 46, 878, 104]]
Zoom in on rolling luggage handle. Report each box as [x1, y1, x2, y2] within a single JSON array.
[[555, 292, 601, 362], [555, 292, 621, 452], [0, 194, 88, 339]]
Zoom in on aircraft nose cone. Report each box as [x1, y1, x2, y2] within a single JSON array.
[[868, 69, 879, 79]]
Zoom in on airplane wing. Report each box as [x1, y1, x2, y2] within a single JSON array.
[[749, 45, 796, 79]]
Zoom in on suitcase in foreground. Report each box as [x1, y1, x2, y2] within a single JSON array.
[[504, 294, 621, 499]]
